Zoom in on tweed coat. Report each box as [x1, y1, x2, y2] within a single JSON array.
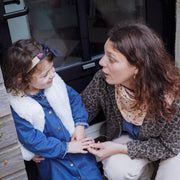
[[81, 70, 180, 162]]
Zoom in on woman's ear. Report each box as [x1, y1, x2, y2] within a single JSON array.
[[134, 67, 139, 75], [17, 77, 22, 84]]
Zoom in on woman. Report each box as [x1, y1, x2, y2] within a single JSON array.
[[81, 23, 180, 180]]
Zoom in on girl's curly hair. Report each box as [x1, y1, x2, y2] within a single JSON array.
[[2, 39, 54, 95]]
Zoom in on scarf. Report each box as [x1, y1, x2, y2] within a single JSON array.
[[115, 84, 147, 126]]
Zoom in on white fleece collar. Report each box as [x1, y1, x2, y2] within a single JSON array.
[[9, 73, 75, 160]]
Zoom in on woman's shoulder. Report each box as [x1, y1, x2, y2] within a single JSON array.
[[81, 70, 106, 95], [91, 69, 109, 86], [93, 69, 104, 80], [173, 96, 180, 109]]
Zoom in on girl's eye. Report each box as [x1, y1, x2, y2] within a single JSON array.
[[43, 74, 48, 77]]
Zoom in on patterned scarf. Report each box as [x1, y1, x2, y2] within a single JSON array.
[[115, 84, 147, 126]]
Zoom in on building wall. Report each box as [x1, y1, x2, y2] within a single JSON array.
[[176, 0, 180, 68], [0, 68, 27, 180]]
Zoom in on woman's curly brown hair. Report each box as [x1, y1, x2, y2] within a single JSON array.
[[108, 23, 180, 120]]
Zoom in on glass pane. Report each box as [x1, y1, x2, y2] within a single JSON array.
[[4, 0, 31, 42], [87, 0, 146, 57], [24, 0, 82, 68]]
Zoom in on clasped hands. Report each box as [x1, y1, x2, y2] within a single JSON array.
[[32, 125, 119, 163], [69, 125, 121, 159], [67, 137, 116, 160], [33, 138, 119, 163], [32, 137, 97, 163]]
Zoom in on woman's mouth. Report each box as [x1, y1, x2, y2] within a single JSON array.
[[103, 71, 109, 77]]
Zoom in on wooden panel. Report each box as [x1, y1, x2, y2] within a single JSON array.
[[0, 67, 28, 179], [2, 170, 28, 180], [0, 84, 11, 118], [0, 115, 19, 149], [0, 145, 27, 179]]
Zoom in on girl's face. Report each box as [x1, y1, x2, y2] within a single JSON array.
[[99, 39, 138, 89], [28, 59, 55, 95]]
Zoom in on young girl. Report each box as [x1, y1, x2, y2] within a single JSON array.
[[2, 39, 102, 180]]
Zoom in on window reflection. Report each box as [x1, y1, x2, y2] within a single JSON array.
[[24, 0, 145, 68], [87, 0, 145, 57], [24, 0, 81, 68]]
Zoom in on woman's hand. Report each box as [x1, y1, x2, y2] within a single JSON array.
[[88, 141, 127, 159], [32, 154, 45, 163], [71, 125, 86, 141], [68, 137, 93, 154]]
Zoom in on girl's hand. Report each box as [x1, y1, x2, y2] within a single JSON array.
[[67, 137, 93, 154], [71, 125, 86, 141], [32, 154, 45, 163]]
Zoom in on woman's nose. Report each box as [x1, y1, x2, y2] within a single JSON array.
[[99, 56, 107, 67]]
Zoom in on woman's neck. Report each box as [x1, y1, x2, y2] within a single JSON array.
[[120, 84, 135, 92], [120, 78, 136, 91]]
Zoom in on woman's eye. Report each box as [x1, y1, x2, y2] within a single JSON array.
[[109, 58, 114, 63]]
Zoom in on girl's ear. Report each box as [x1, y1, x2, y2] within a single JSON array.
[[17, 77, 22, 84]]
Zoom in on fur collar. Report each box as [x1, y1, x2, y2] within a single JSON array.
[[9, 73, 75, 160]]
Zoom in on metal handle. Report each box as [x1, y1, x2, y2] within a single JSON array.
[[1, 6, 29, 20], [82, 62, 96, 70], [3, 0, 20, 5]]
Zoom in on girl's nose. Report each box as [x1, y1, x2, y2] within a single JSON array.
[[99, 56, 107, 67], [49, 67, 55, 78]]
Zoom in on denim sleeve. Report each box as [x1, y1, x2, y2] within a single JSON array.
[[11, 107, 68, 159], [66, 85, 89, 128]]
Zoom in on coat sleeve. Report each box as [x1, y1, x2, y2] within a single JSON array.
[[80, 70, 104, 123], [66, 84, 89, 128], [11, 108, 68, 159], [127, 99, 180, 161]]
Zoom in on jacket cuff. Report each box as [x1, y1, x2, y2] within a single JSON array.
[[75, 122, 89, 128], [127, 141, 138, 159], [61, 142, 69, 159]]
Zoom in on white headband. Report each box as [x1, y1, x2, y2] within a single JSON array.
[[27, 56, 40, 73]]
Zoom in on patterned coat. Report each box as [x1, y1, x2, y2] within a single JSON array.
[[81, 70, 180, 162]]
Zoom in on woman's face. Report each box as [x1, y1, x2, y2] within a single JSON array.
[[99, 39, 138, 89]]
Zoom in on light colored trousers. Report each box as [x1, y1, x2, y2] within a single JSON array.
[[102, 135, 180, 180]]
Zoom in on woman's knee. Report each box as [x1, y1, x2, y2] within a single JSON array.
[[155, 153, 180, 180], [102, 154, 149, 180], [103, 164, 140, 180]]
